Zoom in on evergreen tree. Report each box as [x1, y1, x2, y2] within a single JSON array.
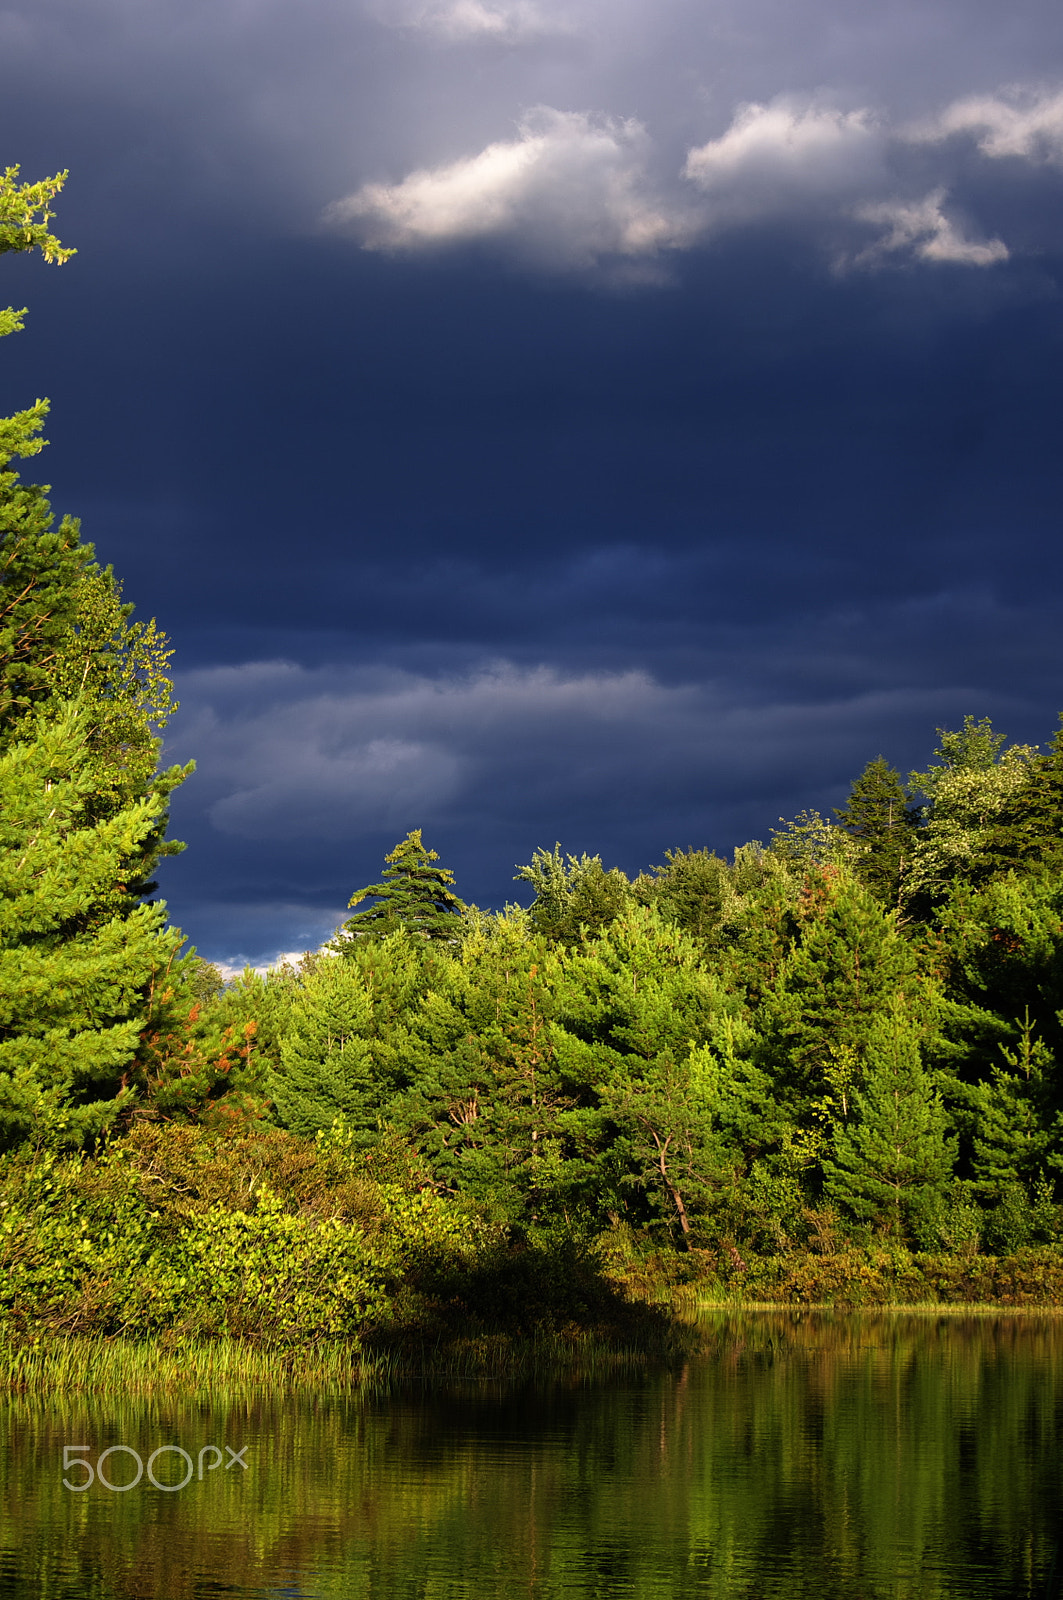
[[551, 905, 757, 1234], [1, 167, 84, 735], [337, 829, 467, 943], [1004, 712, 1063, 876], [970, 1009, 1053, 1200], [270, 936, 422, 1139], [937, 874, 1063, 1073], [712, 845, 801, 1008], [397, 911, 590, 1225], [636, 847, 734, 943], [0, 165, 196, 1139], [0, 706, 184, 1146], [1, 165, 189, 907], [834, 756, 917, 906], [824, 1003, 957, 1241], [760, 867, 936, 1129]]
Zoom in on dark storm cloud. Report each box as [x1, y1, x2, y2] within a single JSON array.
[[3, 0, 1063, 963], [163, 572, 1063, 969]]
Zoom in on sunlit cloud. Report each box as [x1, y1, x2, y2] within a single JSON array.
[[327, 85, 1038, 275], [852, 188, 1008, 267], [683, 99, 884, 218], [909, 86, 1063, 164], [326, 106, 697, 269]]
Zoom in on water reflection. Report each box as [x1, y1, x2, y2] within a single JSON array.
[[2, 1313, 1061, 1598]]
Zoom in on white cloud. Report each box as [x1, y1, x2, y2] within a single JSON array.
[[321, 79, 1063, 276], [683, 98, 885, 219], [853, 187, 1008, 266], [216, 949, 321, 982], [910, 86, 1063, 164], [325, 106, 696, 269]]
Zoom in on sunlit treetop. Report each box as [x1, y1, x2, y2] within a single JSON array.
[[0, 166, 74, 265]]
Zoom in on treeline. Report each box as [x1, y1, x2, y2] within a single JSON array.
[[182, 733, 1063, 1265]]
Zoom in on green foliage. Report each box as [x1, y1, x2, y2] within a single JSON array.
[[515, 842, 632, 944], [0, 706, 186, 1148], [396, 911, 595, 1227], [834, 755, 917, 905], [550, 906, 752, 1239], [0, 176, 196, 1143], [0, 1123, 643, 1345], [0, 166, 82, 732], [45, 563, 187, 899], [769, 808, 861, 879], [634, 847, 735, 942], [969, 1008, 1054, 1197], [0, 166, 74, 266], [269, 936, 423, 1139], [824, 1003, 957, 1242], [759, 866, 938, 1133], [907, 717, 1041, 900], [0, 1134, 393, 1340], [338, 828, 467, 942]]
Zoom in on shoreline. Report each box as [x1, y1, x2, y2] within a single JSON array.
[[5, 1297, 1063, 1395]]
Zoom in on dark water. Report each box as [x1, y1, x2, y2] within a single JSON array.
[[2, 1313, 1062, 1599]]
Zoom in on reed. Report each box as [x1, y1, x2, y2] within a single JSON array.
[[0, 1320, 699, 1396], [0, 1334, 390, 1395]]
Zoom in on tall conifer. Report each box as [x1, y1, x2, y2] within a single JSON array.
[[338, 830, 466, 942], [824, 1004, 956, 1241], [834, 757, 916, 906], [0, 167, 192, 1140]]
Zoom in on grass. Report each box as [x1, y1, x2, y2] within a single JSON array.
[[0, 1321, 698, 1395], [0, 1333, 391, 1394]]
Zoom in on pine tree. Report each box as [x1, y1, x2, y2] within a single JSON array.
[[637, 847, 733, 943], [550, 905, 753, 1235], [0, 166, 195, 1140], [1004, 713, 1063, 876], [397, 911, 587, 1224], [337, 829, 467, 942], [269, 936, 421, 1139], [0, 706, 184, 1146], [1, 168, 84, 735], [762, 867, 935, 1124], [936, 872, 1063, 1122], [1, 166, 190, 906], [834, 756, 917, 906], [824, 1004, 956, 1241], [970, 1009, 1052, 1200]]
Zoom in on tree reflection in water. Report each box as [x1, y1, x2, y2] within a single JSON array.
[[2, 1312, 1061, 1599]]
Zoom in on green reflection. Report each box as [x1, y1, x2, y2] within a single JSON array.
[[2, 1313, 1061, 1599]]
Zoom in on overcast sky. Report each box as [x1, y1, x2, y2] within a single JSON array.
[[3, 0, 1063, 966]]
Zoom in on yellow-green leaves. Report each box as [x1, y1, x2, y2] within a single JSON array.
[[0, 166, 74, 266]]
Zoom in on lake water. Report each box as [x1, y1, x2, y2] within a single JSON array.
[[2, 1312, 1061, 1599]]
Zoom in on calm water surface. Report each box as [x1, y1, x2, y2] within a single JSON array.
[[2, 1313, 1062, 1599]]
